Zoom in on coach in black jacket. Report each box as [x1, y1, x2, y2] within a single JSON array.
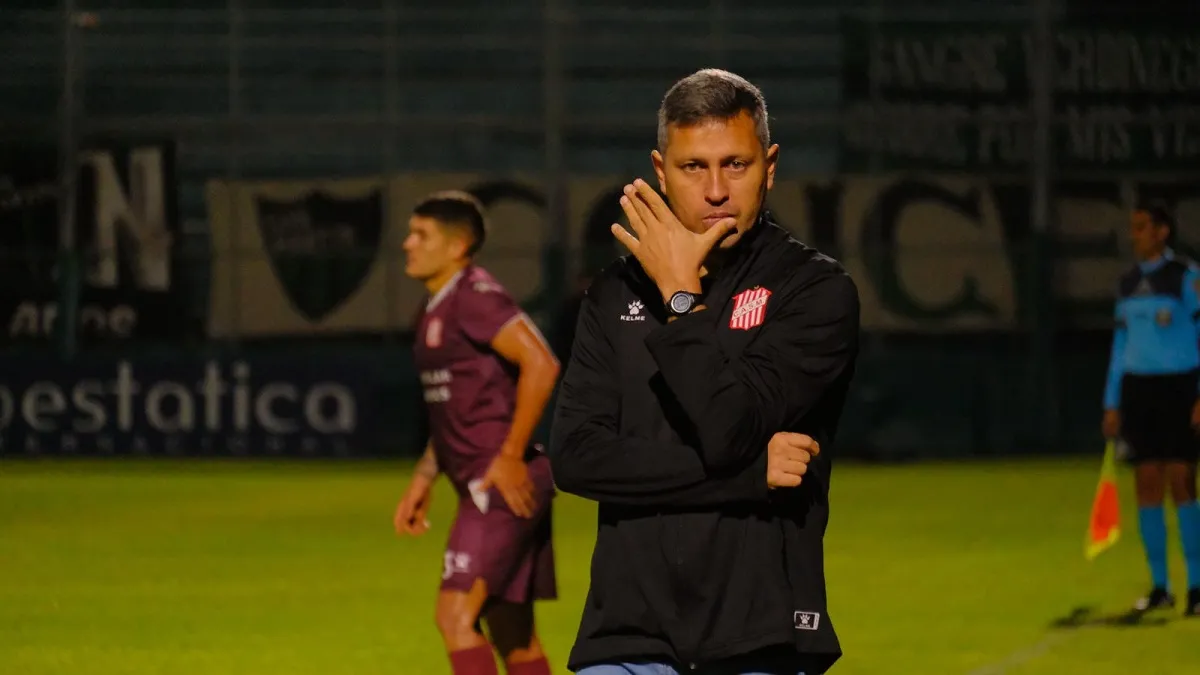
[[548, 69, 861, 675]]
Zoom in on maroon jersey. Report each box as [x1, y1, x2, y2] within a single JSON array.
[[414, 266, 525, 492]]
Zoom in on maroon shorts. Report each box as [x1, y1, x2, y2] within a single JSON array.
[[440, 455, 557, 605]]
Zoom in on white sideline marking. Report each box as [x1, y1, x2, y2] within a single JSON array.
[[964, 634, 1067, 675]]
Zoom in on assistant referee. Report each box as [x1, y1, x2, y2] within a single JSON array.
[[1102, 202, 1200, 617]]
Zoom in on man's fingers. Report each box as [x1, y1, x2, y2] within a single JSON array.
[[631, 179, 673, 223], [521, 483, 538, 517], [394, 503, 413, 533], [516, 482, 537, 518], [504, 486, 534, 519], [777, 431, 817, 447], [520, 491, 537, 519], [496, 481, 530, 518], [509, 489, 529, 518], [619, 194, 649, 236], [774, 458, 809, 477], [779, 433, 820, 456], [611, 223, 640, 254], [775, 443, 815, 463], [779, 446, 815, 464], [700, 217, 738, 249], [411, 507, 430, 534], [500, 488, 522, 517], [621, 189, 657, 234], [768, 471, 803, 488]]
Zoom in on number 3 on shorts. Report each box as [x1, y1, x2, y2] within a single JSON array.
[[443, 550, 471, 580]]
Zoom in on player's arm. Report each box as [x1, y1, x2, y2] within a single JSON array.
[[1184, 266, 1200, 400], [459, 281, 559, 462], [643, 269, 859, 471], [415, 439, 438, 481], [395, 439, 438, 536], [1102, 298, 1128, 413], [490, 315, 561, 459], [457, 283, 557, 517], [548, 283, 771, 507]]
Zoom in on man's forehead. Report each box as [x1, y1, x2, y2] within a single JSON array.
[[664, 115, 760, 157], [409, 215, 439, 230], [1131, 210, 1159, 225]]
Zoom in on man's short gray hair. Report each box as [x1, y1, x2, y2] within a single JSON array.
[[656, 69, 770, 151]]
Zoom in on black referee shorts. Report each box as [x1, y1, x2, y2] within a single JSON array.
[[1120, 370, 1200, 464]]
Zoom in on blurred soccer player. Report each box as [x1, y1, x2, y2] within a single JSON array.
[[394, 191, 561, 673], [1102, 202, 1200, 617]]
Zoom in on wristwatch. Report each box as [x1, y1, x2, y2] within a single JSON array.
[[665, 291, 699, 317]]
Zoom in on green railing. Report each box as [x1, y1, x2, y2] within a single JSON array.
[[3, 1, 1197, 458]]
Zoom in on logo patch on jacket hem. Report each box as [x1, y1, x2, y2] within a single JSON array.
[[794, 611, 821, 631]]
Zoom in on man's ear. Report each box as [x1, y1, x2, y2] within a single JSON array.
[[764, 143, 780, 192], [449, 231, 472, 261], [651, 149, 667, 194], [1158, 225, 1172, 246]]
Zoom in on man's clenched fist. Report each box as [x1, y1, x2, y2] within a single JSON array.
[[767, 432, 820, 489]]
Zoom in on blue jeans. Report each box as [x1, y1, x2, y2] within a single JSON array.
[[577, 665, 805, 675]]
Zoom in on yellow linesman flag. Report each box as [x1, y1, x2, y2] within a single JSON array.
[[1085, 440, 1122, 560]]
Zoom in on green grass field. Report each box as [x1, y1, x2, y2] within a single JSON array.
[[2, 458, 1197, 674]]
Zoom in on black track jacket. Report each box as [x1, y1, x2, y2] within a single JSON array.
[[548, 215, 861, 674]]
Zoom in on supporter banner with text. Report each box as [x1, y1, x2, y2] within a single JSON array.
[[205, 172, 1199, 336], [0, 142, 188, 343], [839, 18, 1200, 172], [771, 174, 1198, 331]]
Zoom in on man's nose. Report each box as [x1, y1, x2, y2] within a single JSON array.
[[704, 170, 730, 204]]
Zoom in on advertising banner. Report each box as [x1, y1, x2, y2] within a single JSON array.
[[0, 142, 188, 343], [0, 354, 384, 457]]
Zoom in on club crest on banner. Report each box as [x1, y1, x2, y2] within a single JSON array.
[[730, 287, 771, 330], [254, 189, 384, 323]]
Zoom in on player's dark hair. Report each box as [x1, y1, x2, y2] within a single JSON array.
[[657, 68, 770, 151], [412, 190, 487, 256], [1137, 200, 1176, 244]]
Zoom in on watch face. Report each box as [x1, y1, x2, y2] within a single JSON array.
[[669, 292, 694, 314]]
